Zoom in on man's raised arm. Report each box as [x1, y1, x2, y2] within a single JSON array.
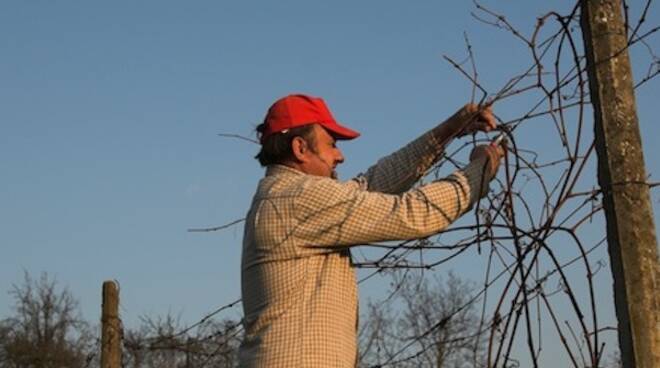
[[359, 104, 497, 194]]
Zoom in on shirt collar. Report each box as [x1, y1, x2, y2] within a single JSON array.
[[265, 164, 305, 177]]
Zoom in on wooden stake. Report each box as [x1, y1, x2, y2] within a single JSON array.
[[581, 1, 660, 367], [101, 281, 121, 368]]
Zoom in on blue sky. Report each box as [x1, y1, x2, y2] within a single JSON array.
[[2, 1, 658, 365]]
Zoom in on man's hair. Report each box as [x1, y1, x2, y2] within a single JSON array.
[[255, 123, 317, 166]]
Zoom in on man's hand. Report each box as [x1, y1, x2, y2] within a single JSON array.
[[469, 143, 505, 181], [432, 103, 499, 153], [455, 103, 497, 137]]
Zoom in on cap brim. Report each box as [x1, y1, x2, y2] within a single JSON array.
[[324, 121, 361, 140]]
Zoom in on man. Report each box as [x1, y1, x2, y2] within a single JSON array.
[[239, 94, 503, 367]]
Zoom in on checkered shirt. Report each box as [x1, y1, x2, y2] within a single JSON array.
[[239, 123, 492, 368]]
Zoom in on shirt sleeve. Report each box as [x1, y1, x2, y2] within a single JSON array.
[[360, 107, 474, 194], [360, 129, 444, 194], [293, 156, 491, 248]]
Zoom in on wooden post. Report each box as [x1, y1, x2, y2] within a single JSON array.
[[186, 337, 192, 368], [580, 1, 660, 367], [101, 281, 122, 368]]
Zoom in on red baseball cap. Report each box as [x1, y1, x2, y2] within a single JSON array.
[[259, 94, 360, 144]]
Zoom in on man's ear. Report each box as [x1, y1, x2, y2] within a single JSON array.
[[291, 136, 310, 163]]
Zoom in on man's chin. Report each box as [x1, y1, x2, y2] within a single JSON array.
[[331, 170, 338, 180]]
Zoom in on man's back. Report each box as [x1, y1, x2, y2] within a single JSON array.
[[240, 165, 359, 367]]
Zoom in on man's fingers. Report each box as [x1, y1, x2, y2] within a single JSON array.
[[463, 104, 497, 133], [457, 103, 499, 138], [478, 109, 497, 130], [488, 145, 503, 175], [472, 121, 495, 133], [464, 103, 479, 114]]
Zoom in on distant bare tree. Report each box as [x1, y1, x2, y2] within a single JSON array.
[[359, 271, 485, 368], [0, 272, 94, 368], [123, 312, 241, 368]]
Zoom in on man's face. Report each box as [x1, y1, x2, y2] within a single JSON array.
[[304, 124, 345, 179]]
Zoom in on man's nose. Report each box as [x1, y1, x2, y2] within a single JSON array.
[[335, 149, 345, 164]]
